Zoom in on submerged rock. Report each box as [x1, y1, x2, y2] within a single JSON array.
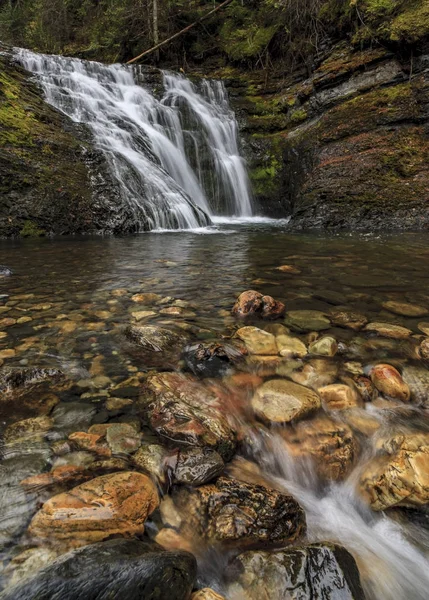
[[359, 433, 429, 510], [308, 335, 338, 356], [191, 589, 226, 600], [173, 476, 305, 547], [28, 471, 159, 547], [0, 266, 12, 276], [364, 322, 412, 339], [232, 291, 285, 320], [285, 310, 331, 332], [370, 364, 410, 402], [0, 539, 196, 600], [251, 379, 321, 424], [276, 334, 307, 357], [124, 325, 188, 368], [182, 341, 244, 378], [382, 301, 428, 317], [226, 543, 365, 600], [0, 367, 65, 418], [138, 372, 237, 460], [329, 310, 368, 331], [235, 326, 278, 355], [318, 383, 361, 411]]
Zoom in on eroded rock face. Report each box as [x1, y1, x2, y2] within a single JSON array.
[[251, 379, 321, 424], [232, 291, 285, 320], [138, 372, 237, 460], [28, 472, 159, 547], [282, 416, 357, 481], [359, 434, 429, 511], [173, 476, 305, 548], [0, 539, 197, 600], [226, 543, 365, 600]]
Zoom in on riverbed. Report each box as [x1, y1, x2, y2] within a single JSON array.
[[1, 223, 429, 599]]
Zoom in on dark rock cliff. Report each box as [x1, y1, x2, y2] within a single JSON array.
[[223, 42, 429, 230], [0, 44, 134, 238]]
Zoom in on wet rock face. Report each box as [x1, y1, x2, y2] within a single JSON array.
[[174, 447, 224, 486], [0, 539, 197, 600], [138, 372, 237, 460], [173, 476, 306, 547], [232, 291, 285, 320], [226, 543, 365, 600], [0, 52, 133, 238], [28, 471, 159, 547], [359, 433, 429, 511]]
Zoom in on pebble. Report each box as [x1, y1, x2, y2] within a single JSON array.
[[382, 301, 428, 317], [370, 364, 410, 402], [364, 322, 412, 339]]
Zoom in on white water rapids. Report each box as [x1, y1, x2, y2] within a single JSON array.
[[16, 49, 253, 230]]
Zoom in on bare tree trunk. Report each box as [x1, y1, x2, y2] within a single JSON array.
[[127, 0, 234, 65], [152, 0, 159, 62]]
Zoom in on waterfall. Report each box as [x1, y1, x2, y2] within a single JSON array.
[[16, 49, 253, 231]]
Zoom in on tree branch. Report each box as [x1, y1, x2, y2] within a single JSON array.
[[126, 0, 234, 65]]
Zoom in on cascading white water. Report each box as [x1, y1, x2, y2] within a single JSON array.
[[16, 49, 253, 230]]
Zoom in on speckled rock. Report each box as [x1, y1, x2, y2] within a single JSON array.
[[329, 310, 368, 331]]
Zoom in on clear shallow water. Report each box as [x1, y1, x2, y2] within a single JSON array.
[[2, 224, 429, 598]]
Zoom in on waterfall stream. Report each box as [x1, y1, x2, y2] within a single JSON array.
[[16, 49, 253, 231]]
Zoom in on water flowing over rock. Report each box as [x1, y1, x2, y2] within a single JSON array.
[[0, 539, 196, 600], [16, 49, 253, 231], [28, 472, 159, 547], [226, 543, 365, 600], [173, 476, 305, 547]]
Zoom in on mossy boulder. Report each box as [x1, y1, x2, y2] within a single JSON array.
[[0, 45, 133, 238]]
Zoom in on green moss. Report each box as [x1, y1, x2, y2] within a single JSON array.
[[290, 108, 308, 124], [0, 72, 37, 147], [20, 220, 45, 237], [390, 2, 429, 42]]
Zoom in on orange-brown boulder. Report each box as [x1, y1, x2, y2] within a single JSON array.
[[28, 471, 159, 547]]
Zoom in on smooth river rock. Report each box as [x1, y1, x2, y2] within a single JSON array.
[[251, 379, 321, 424], [28, 471, 159, 547], [308, 336, 338, 356], [226, 543, 365, 600], [173, 476, 305, 548], [318, 383, 361, 411], [276, 334, 307, 357], [382, 300, 428, 317], [124, 324, 188, 368], [370, 364, 410, 402], [0, 539, 196, 600], [235, 326, 278, 355], [284, 310, 331, 332], [364, 322, 412, 339]]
